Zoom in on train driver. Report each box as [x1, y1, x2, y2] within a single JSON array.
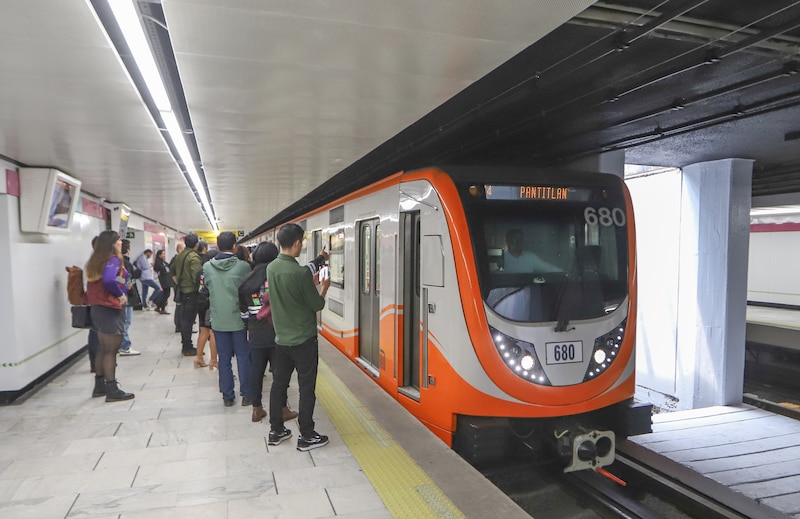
[[503, 228, 560, 273]]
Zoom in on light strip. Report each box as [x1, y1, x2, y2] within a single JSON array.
[[161, 110, 218, 231], [91, 0, 217, 230], [107, 0, 171, 112]]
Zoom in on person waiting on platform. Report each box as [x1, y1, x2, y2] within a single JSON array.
[[134, 249, 162, 310], [173, 234, 202, 356], [503, 228, 560, 273], [195, 241, 218, 369], [203, 232, 253, 406], [169, 242, 186, 333], [119, 239, 140, 356], [267, 223, 330, 451], [85, 230, 135, 402], [152, 249, 172, 315]]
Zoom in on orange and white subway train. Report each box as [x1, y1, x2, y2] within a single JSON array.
[[249, 166, 651, 471]]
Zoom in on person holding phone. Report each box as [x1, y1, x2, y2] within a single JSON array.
[[266, 224, 331, 451]]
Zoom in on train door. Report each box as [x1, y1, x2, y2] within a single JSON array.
[[357, 219, 381, 372], [311, 230, 322, 327], [399, 212, 421, 398]]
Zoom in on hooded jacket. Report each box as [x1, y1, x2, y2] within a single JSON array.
[[202, 252, 252, 332]]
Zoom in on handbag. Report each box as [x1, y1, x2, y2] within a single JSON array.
[[71, 305, 92, 329], [128, 284, 143, 310]]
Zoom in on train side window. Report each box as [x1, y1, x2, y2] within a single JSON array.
[[329, 228, 345, 288], [361, 225, 371, 294], [375, 224, 380, 293]]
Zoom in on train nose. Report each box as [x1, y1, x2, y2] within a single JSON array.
[[565, 430, 615, 472]]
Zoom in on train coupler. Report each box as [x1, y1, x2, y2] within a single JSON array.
[[558, 429, 615, 473]]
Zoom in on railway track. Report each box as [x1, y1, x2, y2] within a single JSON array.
[[483, 447, 756, 519]]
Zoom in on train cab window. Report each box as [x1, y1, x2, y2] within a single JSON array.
[[329, 228, 345, 288], [462, 184, 629, 324]]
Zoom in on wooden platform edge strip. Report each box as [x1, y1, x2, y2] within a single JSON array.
[[317, 359, 465, 519]]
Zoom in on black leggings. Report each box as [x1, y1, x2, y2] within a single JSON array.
[[249, 348, 273, 408], [94, 333, 123, 381]]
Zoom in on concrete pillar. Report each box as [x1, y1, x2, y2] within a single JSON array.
[[676, 158, 753, 407], [567, 150, 626, 178]]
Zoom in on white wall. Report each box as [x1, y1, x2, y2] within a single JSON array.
[[748, 230, 800, 306], [0, 165, 106, 392], [627, 169, 682, 409]]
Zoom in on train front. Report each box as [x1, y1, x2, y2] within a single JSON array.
[[453, 172, 651, 471]]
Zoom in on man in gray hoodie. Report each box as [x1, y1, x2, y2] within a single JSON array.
[[203, 231, 253, 407]]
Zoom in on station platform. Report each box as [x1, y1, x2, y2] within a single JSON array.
[[621, 404, 800, 519], [746, 305, 800, 351], [0, 305, 526, 519]]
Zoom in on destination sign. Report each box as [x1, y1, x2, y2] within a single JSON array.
[[484, 184, 591, 201]]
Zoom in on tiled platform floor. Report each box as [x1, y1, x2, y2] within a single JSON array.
[[0, 305, 391, 519]]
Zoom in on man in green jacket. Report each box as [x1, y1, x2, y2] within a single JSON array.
[[172, 233, 202, 356], [203, 231, 253, 407], [267, 223, 330, 451]]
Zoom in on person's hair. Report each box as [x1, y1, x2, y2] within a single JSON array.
[[235, 245, 251, 263], [176, 242, 185, 253], [184, 233, 199, 249], [85, 230, 121, 281], [198, 240, 208, 254], [216, 231, 236, 252], [156, 249, 165, 259], [252, 242, 278, 265], [91, 235, 98, 248], [121, 238, 131, 255], [144, 249, 153, 255], [277, 223, 304, 250]]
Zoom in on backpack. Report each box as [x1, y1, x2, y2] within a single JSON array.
[[132, 266, 142, 280], [65, 265, 86, 305]]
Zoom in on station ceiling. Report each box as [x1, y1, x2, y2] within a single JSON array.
[[2, 0, 799, 235]]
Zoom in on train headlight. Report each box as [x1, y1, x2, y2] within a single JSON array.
[[489, 326, 551, 386], [520, 355, 535, 370], [583, 319, 626, 381]]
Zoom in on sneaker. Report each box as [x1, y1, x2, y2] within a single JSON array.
[[241, 397, 252, 406], [119, 348, 140, 356], [268, 428, 292, 446], [297, 432, 329, 451], [223, 399, 235, 407], [182, 347, 197, 356]]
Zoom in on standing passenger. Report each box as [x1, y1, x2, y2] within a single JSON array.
[[173, 234, 201, 356], [85, 230, 134, 402], [239, 241, 298, 423], [170, 242, 186, 332], [203, 232, 252, 406], [119, 239, 140, 356], [267, 224, 330, 451], [195, 241, 218, 369], [135, 249, 162, 309], [152, 250, 171, 315]]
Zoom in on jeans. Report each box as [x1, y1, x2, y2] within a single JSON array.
[[180, 291, 199, 350], [269, 337, 318, 437], [120, 305, 133, 351], [140, 278, 162, 304], [215, 329, 250, 402]]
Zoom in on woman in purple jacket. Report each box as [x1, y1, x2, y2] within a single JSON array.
[[85, 230, 135, 402]]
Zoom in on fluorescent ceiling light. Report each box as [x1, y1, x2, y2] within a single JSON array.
[[92, 0, 218, 231], [161, 110, 217, 231], [107, 0, 171, 111]]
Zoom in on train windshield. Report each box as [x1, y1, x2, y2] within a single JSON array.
[[462, 182, 629, 324]]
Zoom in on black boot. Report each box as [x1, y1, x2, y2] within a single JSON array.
[[105, 379, 135, 402], [92, 375, 106, 398]]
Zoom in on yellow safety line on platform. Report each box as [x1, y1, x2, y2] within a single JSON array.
[[317, 360, 465, 519]]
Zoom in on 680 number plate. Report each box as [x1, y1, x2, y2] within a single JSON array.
[[545, 341, 583, 365]]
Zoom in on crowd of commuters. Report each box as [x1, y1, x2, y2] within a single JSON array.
[[82, 226, 330, 451]]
